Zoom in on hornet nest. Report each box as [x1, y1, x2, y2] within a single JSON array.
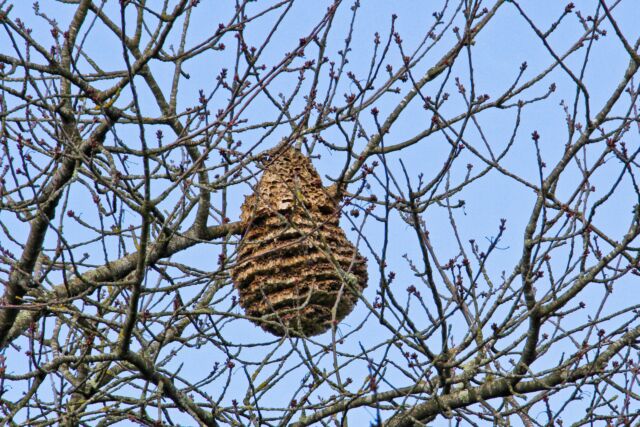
[[231, 146, 368, 336]]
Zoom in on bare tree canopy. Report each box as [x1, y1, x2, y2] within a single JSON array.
[[1, 0, 640, 425]]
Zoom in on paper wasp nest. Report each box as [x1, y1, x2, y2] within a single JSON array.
[[231, 147, 368, 336]]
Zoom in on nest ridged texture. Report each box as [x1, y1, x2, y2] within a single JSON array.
[[231, 148, 368, 336]]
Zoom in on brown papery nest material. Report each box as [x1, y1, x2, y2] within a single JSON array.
[[231, 147, 368, 337]]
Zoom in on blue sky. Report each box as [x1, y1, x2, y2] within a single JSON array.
[[2, 0, 640, 424]]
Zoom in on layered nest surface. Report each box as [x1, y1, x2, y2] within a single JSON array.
[[231, 147, 368, 336]]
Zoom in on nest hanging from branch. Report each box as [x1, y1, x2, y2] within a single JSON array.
[[231, 147, 368, 336]]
